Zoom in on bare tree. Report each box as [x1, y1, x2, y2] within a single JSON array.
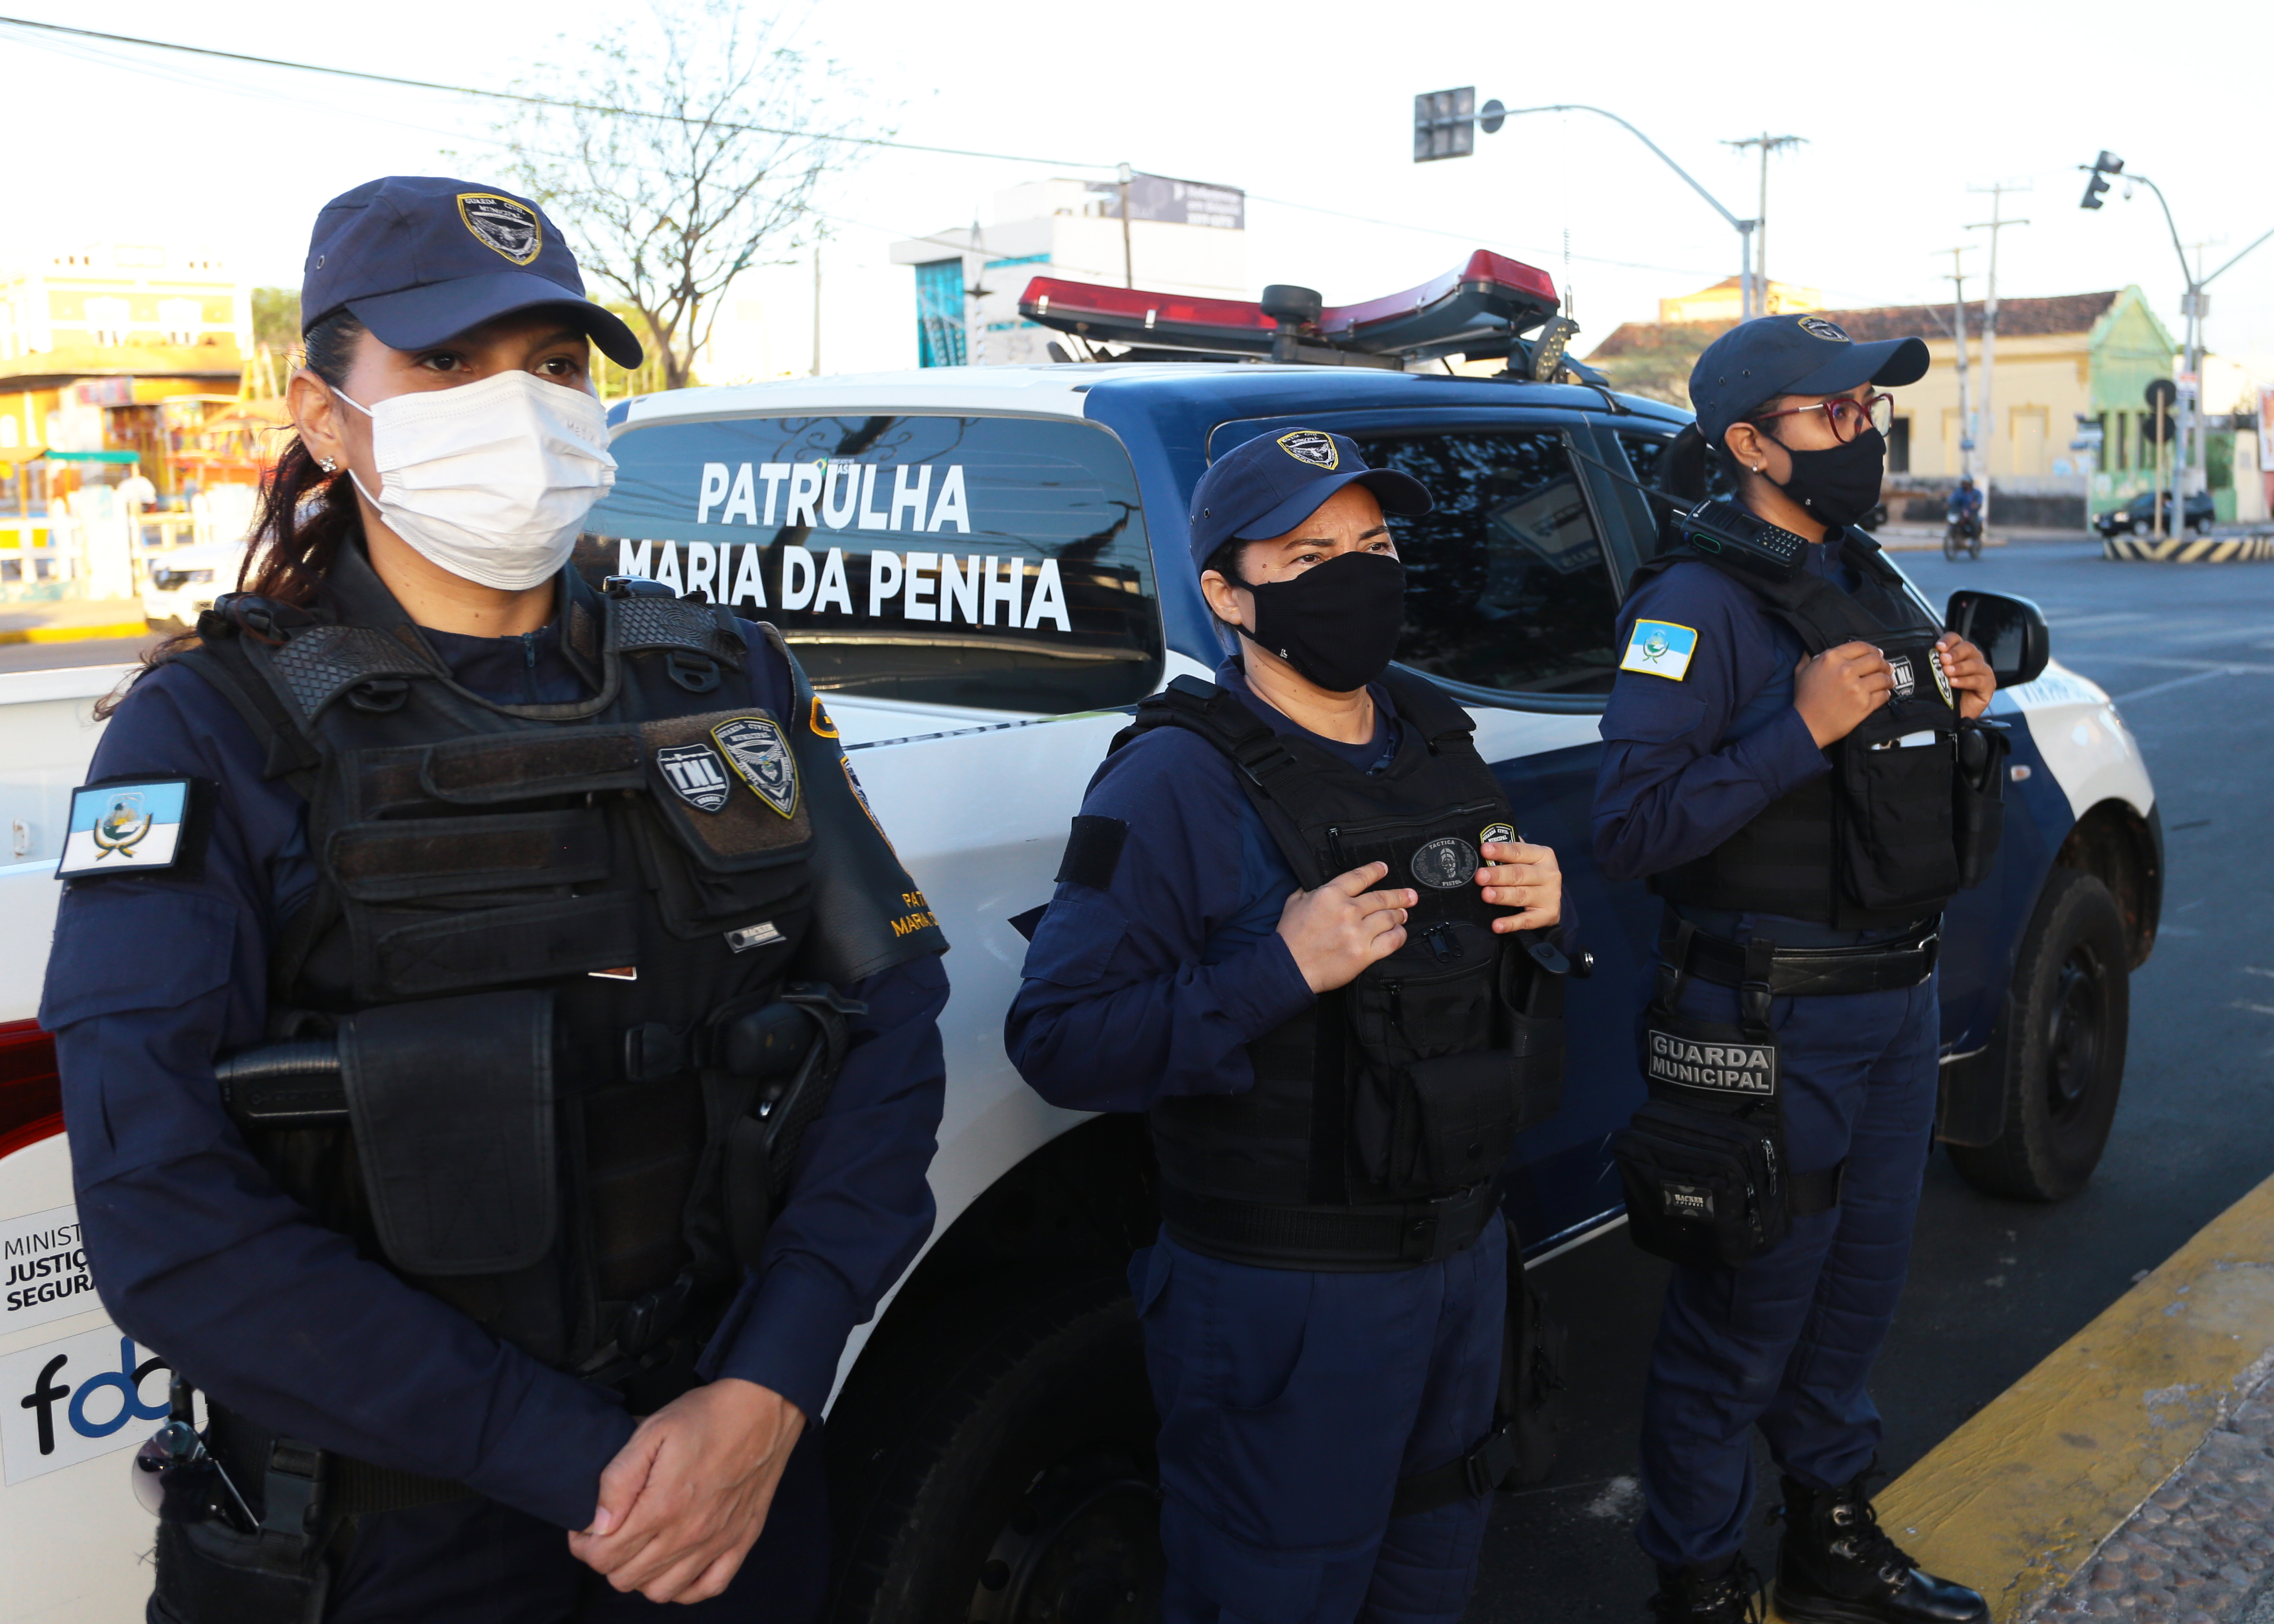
[[497, 2, 862, 389]]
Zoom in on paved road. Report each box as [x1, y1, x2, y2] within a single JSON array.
[[0, 631, 164, 675], [1474, 540, 2274, 1620]]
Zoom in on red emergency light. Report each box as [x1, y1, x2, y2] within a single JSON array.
[[1020, 251, 1560, 365]]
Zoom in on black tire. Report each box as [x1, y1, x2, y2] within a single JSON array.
[[827, 1274, 1162, 1624], [1943, 525, 1961, 561], [1948, 869, 2130, 1201], [1969, 531, 1983, 559]]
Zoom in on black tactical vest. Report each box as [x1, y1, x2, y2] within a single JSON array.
[[175, 542, 945, 1387], [1632, 529, 1962, 930], [1116, 671, 1565, 1217]]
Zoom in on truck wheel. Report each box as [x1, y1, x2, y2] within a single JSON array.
[[1948, 869, 2130, 1202], [828, 1274, 1162, 1624]]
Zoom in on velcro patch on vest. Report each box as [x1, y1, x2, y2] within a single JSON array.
[[639, 710, 812, 870], [1644, 1027, 1778, 1099], [421, 729, 645, 805]]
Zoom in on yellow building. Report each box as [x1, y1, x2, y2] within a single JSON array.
[[0, 244, 250, 501], [1657, 277, 1823, 323]]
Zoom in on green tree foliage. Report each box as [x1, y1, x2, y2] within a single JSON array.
[[495, 0, 866, 391], [251, 288, 301, 356]]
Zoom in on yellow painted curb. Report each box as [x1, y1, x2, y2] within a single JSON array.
[[0, 620, 149, 645], [1856, 1172, 2274, 1622]]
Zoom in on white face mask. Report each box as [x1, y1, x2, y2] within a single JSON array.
[[335, 369, 617, 592]]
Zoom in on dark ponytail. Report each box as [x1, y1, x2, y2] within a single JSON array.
[[96, 310, 367, 716], [239, 309, 366, 608]]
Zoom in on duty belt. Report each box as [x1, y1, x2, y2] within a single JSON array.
[[1160, 1179, 1500, 1272], [1659, 914, 1939, 998]]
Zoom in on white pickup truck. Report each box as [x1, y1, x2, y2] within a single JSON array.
[[0, 263, 2160, 1623]]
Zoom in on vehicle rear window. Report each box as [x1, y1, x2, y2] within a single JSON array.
[[579, 413, 1162, 714], [1354, 427, 1622, 697]]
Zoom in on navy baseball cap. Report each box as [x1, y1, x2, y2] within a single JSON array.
[[1689, 314, 1929, 448], [1189, 430, 1431, 569], [301, 177, 643, 368]]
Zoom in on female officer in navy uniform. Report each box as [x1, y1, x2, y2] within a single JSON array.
[[1595, 315, 1994, 1624], [1009, 431, 1568, 1623], [40, 178, 948, 1621]]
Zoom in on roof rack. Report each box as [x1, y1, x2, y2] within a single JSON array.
[[1019, 250, 1568, 371]]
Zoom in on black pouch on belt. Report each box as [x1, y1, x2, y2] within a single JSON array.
[[1952, 717, 2012, 890], [1613, 926, 1816, 1269], [340, 989, 557, 1276]]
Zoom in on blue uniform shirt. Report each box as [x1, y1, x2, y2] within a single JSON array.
[[1005, 661, 1398, 1113], [1593, 535, 1893, 940], [40, 616, 948, 1532]]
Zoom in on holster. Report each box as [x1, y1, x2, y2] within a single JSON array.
[[1613, 924, 1840, 1270], [150, 1432, 331, 1624], [1953, 718, 2012, 891]]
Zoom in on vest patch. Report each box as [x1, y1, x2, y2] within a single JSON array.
[[58, 779, 190, 876], [712, 718, 799, 818], [1644, 1027, 1778, 1097], [1930, 650, 1956, 708], [1621, 619, 1697, 681], [656, 743, 732, 812], [1411, 836, 1479, 891], [1479, 821, 1516, 850], [1888, 654, 1916, 698], [1661, 1182, 1717, 1219]]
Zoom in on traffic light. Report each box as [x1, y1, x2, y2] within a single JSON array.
[[1414, 89, 1476, 162], [2079, 149, 2123, 211]]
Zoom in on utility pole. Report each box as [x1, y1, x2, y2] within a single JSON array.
[[1117, 162, 1135, 289], [1723, 133, 1807, 309], [1966, 183, 2031, 529], [810, 229, 825, 377], [1939, 246, 1975, 485]]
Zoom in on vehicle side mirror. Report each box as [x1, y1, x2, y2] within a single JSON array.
[[1945, 589, 2050, 689]]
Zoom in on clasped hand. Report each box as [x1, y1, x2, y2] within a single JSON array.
[[570, 1377, 804, 1604], [1276, 842, 1564, 994], [1794, 633, 1996, 747]]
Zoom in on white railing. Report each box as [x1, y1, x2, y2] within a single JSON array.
[[0, 518, 75, 586], [0, 511, 250, 594]]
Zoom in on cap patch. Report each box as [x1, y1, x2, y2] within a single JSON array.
[[1276, 430, 1338, 470], [457, 193, 543, 266], [1797, 316, 1851, 344]]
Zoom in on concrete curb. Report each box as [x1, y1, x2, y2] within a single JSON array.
[[1860, 1172, 2274, 1622], [0, 621, 149, 646], [2105, 537, 2274, 563]]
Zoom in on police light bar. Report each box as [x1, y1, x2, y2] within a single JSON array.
[[1020, 251, 1561, 364]]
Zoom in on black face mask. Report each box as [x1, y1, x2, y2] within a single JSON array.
[[1771, 426, 1887, 528], [1243, 550, 1407, 693]]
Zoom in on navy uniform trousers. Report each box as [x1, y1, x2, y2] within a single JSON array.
[[291, 1428, 828, 1624], [1637, 968, 1941, 1572], [1130, 1219, 1505, 1624]]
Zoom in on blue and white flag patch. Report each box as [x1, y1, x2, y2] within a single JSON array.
[[1621, 620, 1699, 681], [58, 780, 190, 877]]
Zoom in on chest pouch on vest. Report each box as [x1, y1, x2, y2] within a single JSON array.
[[1833, 660, 1961, 914], [1330, 805, 1566, 1199], [1952, 717, 2011, 890], [340, 989, 559, 1277], [1613, 925, 1812, 1269], [629, 709, 815, 942]]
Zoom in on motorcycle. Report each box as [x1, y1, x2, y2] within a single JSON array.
[[1944, 506, 1984, 561]]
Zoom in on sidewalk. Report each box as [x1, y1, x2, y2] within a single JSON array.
[[0, 596, 149, 645], [1852, 1172, 2274, 1624]]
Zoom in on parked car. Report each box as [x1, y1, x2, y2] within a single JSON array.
[[2095, 489, 2217, 540], [138, 537, 248, 629], [0, 253, 2161, 1622]]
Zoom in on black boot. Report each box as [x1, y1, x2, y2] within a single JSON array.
[[1648, 1556, 1765, 1623], [1773, 1471, 1988, 1624]]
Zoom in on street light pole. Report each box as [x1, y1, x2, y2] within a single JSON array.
[[1486, 103, 1763, 319], [1939, 246, 1974, 486], [2081, 153, 2274, 527]]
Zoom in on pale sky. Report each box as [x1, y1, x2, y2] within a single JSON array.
[[9, 0, 2271, 383]]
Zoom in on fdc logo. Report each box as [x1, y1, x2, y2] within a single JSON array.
[[1, 1326, 170, 1485]]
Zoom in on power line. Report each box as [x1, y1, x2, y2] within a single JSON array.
[[0, 13, 1121, 170], [0, 12, 1744, 291]]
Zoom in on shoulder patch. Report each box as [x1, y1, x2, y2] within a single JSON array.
[[1620, 620, 1699, 682], [1056, 814, 1130, 892], [58, 778, 194, 877]]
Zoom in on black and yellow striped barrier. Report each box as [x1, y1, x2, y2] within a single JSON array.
[[2104, 534, 2274, 562]]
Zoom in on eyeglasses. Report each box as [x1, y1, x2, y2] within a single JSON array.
[[1752, 391, 1896, 445]]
